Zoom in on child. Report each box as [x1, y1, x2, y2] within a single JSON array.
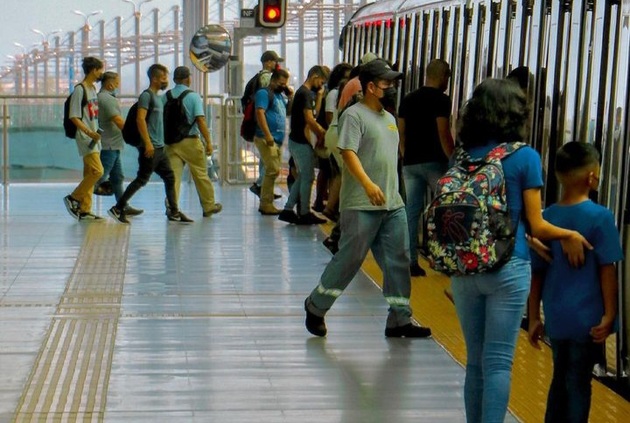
[[528, 141, 623, 423]]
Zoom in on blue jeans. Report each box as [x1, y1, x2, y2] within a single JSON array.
[[403, 162, 447, 264], [545, 339, 599, 423], [285, 139, 315, 216], [451, 257, 531, 423], [307, 207, 413, 328], [98, 149, 124, 201]]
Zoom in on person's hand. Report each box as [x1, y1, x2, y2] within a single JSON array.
[[89, 130, 101, 141], [364, 181, 385, 206], [591, 315, 614, 343], [143, 142, 154, 158], [526, 234, 552, 263], [560, 231, 593, 267], [528, 319, 544, 349], [205, 143, 213, 156], [265, 135, 275, 146]]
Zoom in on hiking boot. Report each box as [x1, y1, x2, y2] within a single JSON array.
[[297, 213, 327, 225], [124, 206, 144, 216], [78, 212, 104, 221], [108, 206, 129, 224], [167, 210, 194, 223], [278, 209, 299, 224], [410, 262, 427, 277], [63, 195, 81, 220], [203, 203, 223, 217], [248, 183, 261, 197], [304, 299, 327, 337], [385, 323, 432, 338], [258, 205, 282, 215]]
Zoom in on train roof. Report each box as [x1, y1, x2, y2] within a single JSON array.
[[349, 0, 474, 24]]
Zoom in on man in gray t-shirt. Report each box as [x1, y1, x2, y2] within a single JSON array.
[[304, 59, 432, 338]]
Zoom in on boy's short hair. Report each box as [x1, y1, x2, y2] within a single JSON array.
[[101, 71, 118, 85], [82, 57, 104, 75], [147, 64, 168, 80], [555, 141, 600, 175]]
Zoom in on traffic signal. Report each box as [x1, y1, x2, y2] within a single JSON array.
[[258, 0, 286, 28]]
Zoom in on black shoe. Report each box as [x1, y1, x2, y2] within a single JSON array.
[[304, 299, 327, 337], [108, 206, 129, 224], [322, 237, 338, 255], [385, 323, 432, 338], [124, 206, 144, 216], [278, 209, 299, 224], [249, 183, 261, 198], [63, 195, 81, 220], [167, 210, 194, 223], [410, 262, 426, 277], [297, 212, 327, 225]]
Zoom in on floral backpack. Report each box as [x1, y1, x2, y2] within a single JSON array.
[[424, 142, 526, 276]]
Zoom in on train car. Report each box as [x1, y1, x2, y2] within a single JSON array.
[[341, 0, 630, 388]]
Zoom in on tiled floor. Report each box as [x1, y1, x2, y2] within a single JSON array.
[[0, 182, 519, 422]]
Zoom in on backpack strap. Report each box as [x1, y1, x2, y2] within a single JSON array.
[[484, 142, 527, 163]]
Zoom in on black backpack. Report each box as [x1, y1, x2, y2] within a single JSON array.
[[164, 89, 193, 145], [63, 84, 87, 139], [122, 90, 152, 147]]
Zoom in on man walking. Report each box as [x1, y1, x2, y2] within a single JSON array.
[[398, 59, 454, 276], [164, 66, 222, 217], [253, 68, 293, 215], [108, 64, 192, 224], [304, 59, 432, 338], [63, 56, 105, 221], [96, 71, 143, 216]]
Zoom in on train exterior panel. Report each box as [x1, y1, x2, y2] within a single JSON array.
[[342, 0, 630, 389]]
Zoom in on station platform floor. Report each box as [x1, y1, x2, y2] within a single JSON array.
[[0, 182, 629, 422]]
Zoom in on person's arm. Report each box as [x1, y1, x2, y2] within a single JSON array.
[[523, 187, 593, 266], [340, 149, 385, 206], [590, 264, 618, 343], [285, 87, 294, 116], [70, 117, 100, 141], [256, 107, 274, 146], [136, 107, 154, 158], [196, 115, 213, 155], [111, 115, 124, 130], [70, 85, 100, 141], [397, 117, 406, 157], [304, 106, 327, 145], [527, 270, 545, 349], [436, 116, 454, 158]]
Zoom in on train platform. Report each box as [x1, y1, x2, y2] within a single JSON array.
[[0, 183, 628, 422]]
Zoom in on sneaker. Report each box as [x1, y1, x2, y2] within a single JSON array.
[[78, 212, 104, 221], [167, 210, 194, 223], [258, 205, 282, 215], [278, 209, 299, 224], [249, 183, 261, 198], [410, 262, 427, 277], [304, 299, 327, 337], [322, 237, 339, 255], [203, 203, 223, 217], [108, 206, 129, 224], [63, 195, 80, 220], [124, 206, 144, 216], [385, 323, 432, 338], [297, 212, 327, 225]]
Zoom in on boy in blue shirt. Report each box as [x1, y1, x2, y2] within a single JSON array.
[[528, 141, 623, 423]]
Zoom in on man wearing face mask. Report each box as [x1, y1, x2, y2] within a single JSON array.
[[398, 59, 454, 277], [303, 59, 432, 339], [95, 71, 143, 216], [109, 64, 193, 224]]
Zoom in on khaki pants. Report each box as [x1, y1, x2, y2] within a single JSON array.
[[72, 152, 104, 213], [165, 137, 215, 212], [253, 136, 281, 207]]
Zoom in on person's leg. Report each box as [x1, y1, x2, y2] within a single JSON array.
[[96, 150, 115, 188], [313, 158, 330, 211], [480, 257, 531, 422], [565, 340, 598, 423], [116, 148, 154, 210], [165, 143, 185, 205], [370, 208, 413, 327], [307, 210, 379, 314], [152, 148, 179, 213], [545, 339, 570, 423], [402, 164, 426, 266], [284, 141, 302, 211], [108, 151, 125, 201], [72, 152, 104, 213], [293, 143, 316, 217], [451, 275, 486, 423], [173, 138, 217, 211], [254, 137, 280, 209]]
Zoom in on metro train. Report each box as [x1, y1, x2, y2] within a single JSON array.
[[340, 0, 630, 387]]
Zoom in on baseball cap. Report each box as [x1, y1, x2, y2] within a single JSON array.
[[173, 66, 191, 81], [360, 59, 402, 81], [260, 50, 284, 63], [360, 52, 378, 65]]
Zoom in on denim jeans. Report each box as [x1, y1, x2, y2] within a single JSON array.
[[545, 339, 599, 423], [402, 162, 447, 264], [285, 139, 315, 216], [307, 207, 413, 328], [451, 257, 531, 423], [98, 149, 124, 201]]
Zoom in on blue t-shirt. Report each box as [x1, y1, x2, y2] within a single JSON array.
[[465, 143, 544, 260], [138, 90, 165, 147], [254, 88, 287, 144], [532, 200, 623, 341], [169, 84, 205, 138]]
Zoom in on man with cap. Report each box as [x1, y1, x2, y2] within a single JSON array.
[[303, 59, 432, 338], [164, 66, 222, 217], [245, 50, 285, 198]]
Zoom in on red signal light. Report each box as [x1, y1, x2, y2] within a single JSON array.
[[257, 0, 286, 28]]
